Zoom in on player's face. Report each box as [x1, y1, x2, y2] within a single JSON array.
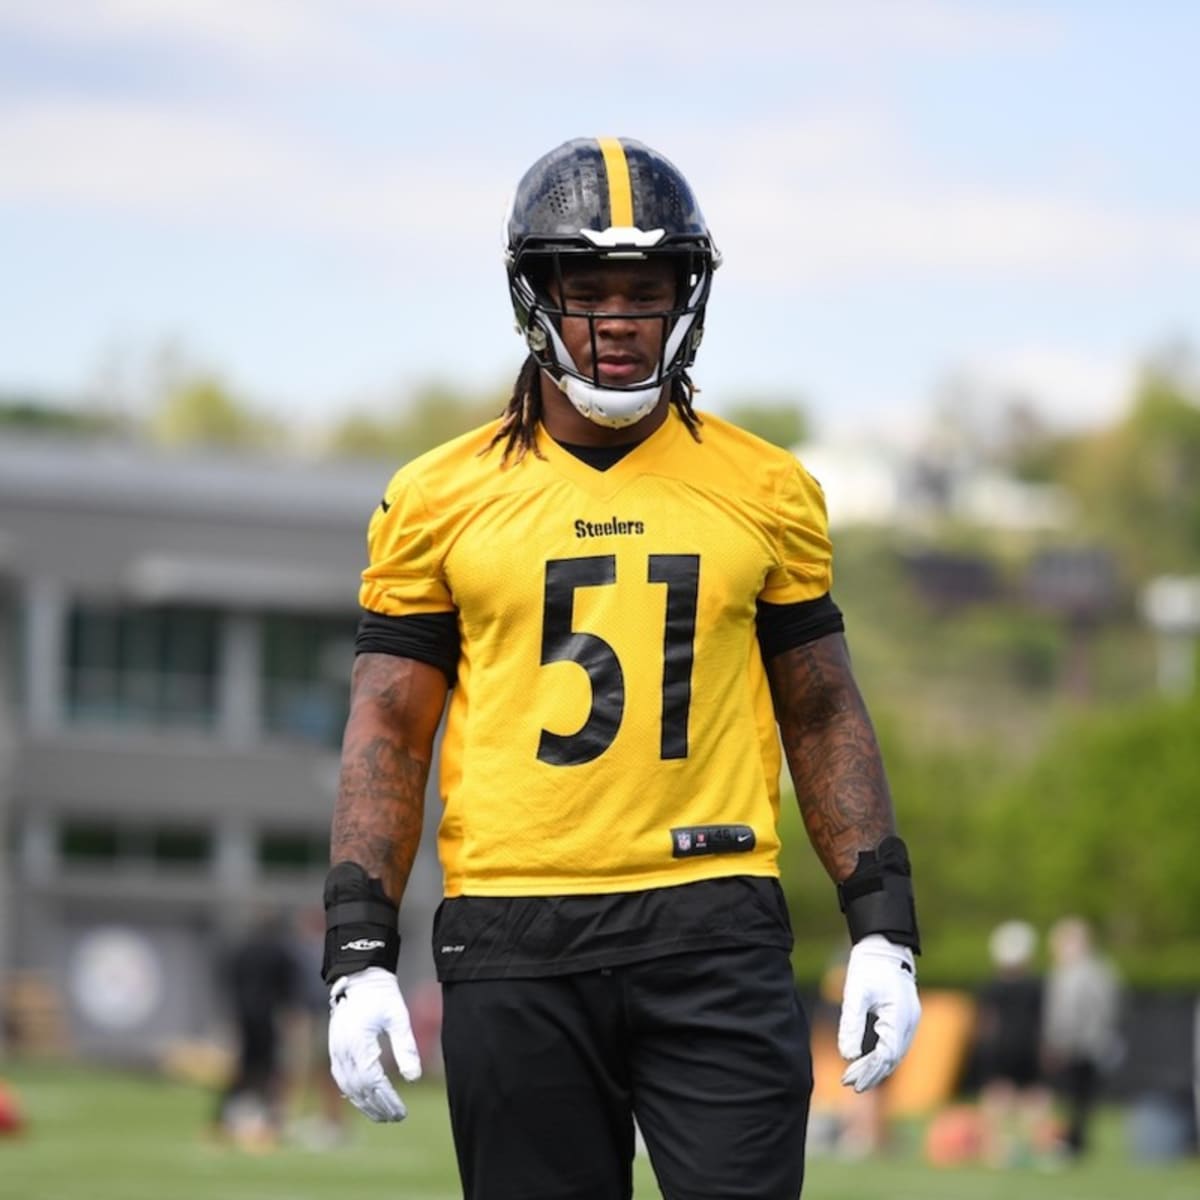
[[552, 258, 677, 388]]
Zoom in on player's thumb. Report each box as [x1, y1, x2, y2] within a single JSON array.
[[385, 1015, 423, 1083]]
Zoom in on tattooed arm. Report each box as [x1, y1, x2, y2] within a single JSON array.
[[768, 631, 922, 1090], [330, 652, 449, 904], [764, 632, 894, 884], [324, 652, 446, 1122]]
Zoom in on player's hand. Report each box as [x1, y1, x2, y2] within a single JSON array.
[[328, 966, 422, 1121], [837, 934, 921, 1093]]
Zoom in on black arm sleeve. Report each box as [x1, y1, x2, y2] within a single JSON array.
[[355, 609, 460, 682], [755, 592, 845, 660]]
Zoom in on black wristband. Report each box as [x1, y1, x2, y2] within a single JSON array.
[[321, 861, 401, 984], [836, 835, 921, 954]]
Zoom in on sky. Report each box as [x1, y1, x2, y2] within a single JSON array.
[[1, 0, 1197, 442]]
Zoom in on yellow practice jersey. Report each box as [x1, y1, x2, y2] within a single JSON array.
[[360, 408, 833, 897]]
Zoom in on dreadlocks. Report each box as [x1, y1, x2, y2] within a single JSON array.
[[483, 355, 704, 465]]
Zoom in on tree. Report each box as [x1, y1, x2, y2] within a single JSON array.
[[0, 394, 123, 435], [1058, 344, 1200, 579], [983, 692, 1200, 982], [722, 398, 808, 450], [328, 382, 504, 461], [149, 373, 280, 450]]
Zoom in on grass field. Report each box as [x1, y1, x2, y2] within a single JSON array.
[[1, 1060, 1198, 1200]]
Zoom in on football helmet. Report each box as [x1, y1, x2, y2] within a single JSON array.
[[505, 137, 720, 428]]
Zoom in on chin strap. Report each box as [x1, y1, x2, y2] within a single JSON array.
[[558, 372, 664, 429]]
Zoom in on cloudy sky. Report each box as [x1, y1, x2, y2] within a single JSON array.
[[2, 1, 1196, 440]]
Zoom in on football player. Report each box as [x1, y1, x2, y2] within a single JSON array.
[[322, 137, 921, 1199]]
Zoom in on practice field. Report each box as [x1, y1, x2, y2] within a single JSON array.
[[1, 1062, 1197, 1200]]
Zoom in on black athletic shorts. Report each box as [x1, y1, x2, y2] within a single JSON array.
[[441, 943, 813, 1200]]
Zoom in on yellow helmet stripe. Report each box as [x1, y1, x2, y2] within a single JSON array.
[[597, 136, 634, 227]]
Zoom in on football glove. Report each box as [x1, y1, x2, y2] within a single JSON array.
[[838, 934, 921, 1093], [328, 966, 422, 1121]]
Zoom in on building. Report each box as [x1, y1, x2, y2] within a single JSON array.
[[0, 432, 442, 1062], [794, 437, 1072, 533]]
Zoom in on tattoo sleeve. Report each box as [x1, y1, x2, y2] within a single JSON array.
[[765, 633, 895, 883], [330, 652, 449, 904]]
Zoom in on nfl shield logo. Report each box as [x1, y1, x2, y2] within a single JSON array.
[[677, 831, 692, 852]]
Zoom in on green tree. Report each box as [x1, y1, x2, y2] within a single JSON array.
[[329, 382, 504, 461], [0, 394, 123, 435], [150, 373, 279, 450], [780, 679, 1200, 987], [983, 692, 1200, 948], [1058, 346, 1200, 579], [723, 398, 808, 449]]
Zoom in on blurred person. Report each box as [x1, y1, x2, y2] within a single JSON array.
[[923, 1104, 987, 1168], [0, 1077, 26, 1137], [212, 909, 300, 1150], [280, 907, 346, 1149], [972, 919, 1053, 1166], [1042, 915, 1123, 1159], [808, 951, 893, 1161], [405, 975, 444, 1078], [320, 136, 922, 1200]]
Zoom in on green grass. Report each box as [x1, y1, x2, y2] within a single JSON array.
[[0, 1061, 1197, 1199]]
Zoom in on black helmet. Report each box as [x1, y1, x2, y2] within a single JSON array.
[[505, 137, 720, 427]]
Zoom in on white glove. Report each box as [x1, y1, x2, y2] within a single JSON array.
[[328, 966, 422, 1121], [838, 934, 921, 1093]]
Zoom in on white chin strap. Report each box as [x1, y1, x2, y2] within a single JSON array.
[[557, 373, 665, 429]]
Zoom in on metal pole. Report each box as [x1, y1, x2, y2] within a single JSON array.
[[0, 591, 14, 1058], [1142, 576, 1200, 698]]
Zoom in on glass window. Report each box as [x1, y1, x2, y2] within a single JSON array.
[[0, 587, 21, 711], [60, 820, 121, 862], [59, 819, 213, 868], [261, 614, 354, 748], [257, 828, 329, 873], [150, 827, 213, 864], [66, 604, 219, 729]]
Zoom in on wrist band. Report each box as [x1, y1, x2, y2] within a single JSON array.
[[836, 835, 921, 954], [321, 861, 401, 984]]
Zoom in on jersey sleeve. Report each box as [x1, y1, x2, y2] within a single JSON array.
[[359, 472, 455, 617], [758, 459, 833, 604]]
